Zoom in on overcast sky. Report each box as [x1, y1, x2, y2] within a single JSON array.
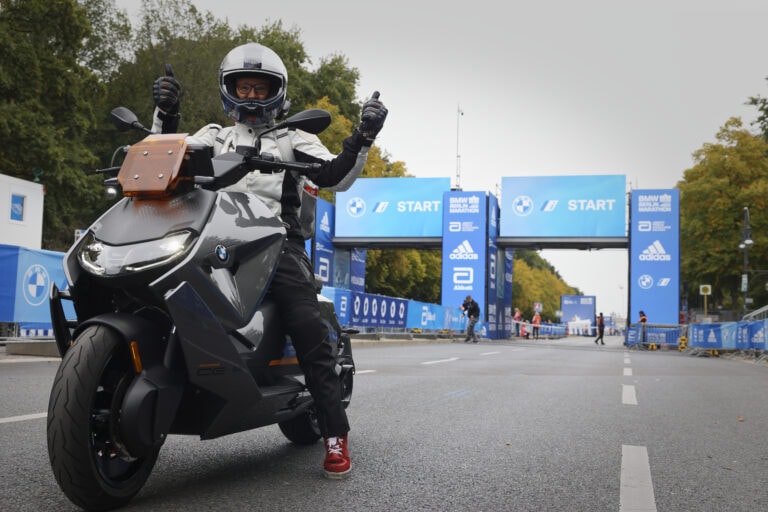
[[118, 0, 768, 320]]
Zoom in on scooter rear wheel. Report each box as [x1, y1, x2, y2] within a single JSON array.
[[47, 325, 160, 511], [278, 409, 322, 445]]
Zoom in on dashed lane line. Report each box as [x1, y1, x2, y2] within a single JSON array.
[[620, 444, 657, 511], [420, 357, 460, 365], [0, 412, 47, 424], [622, 384, 638, 405]]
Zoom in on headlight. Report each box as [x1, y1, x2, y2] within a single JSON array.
[[78, 230, 195, 276]]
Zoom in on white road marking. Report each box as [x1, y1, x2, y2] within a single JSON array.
[[421, 357, 459, 365], [620, 445, 657, 511], [0, 412, 47, 424], [624, 357, 631, 365], [624, 368, 633, 377], [622, 384, 638, 405], [480, 351, 501, 356], [0, 357, 60, 364]]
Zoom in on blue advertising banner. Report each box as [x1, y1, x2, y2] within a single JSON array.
[[333, 249, 351, 289], [486, 193, 500, 339], [0, 244, 75, 325], [629, 189, 680, 325], [441, 191, 487, 316], [334, 177, 451, 239], [500, 175, 626, 237], [689, 323, 722, 349], [736, 321, 750, 350], [752, 320, 767, 350], [561, 295, 596, 334], [347, 290, 407, 328], [350, 248, 366, 293], [407, 300, 459, 331], [313, 197, 334, 285], [319, 287, 351, 327], [502, 248, 514, 339]]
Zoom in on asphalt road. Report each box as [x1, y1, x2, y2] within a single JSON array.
[[1, 336, 767, 511]]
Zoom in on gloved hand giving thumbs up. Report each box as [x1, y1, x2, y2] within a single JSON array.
[[152, 64, 181, 115], [359, 91, 388, 146]]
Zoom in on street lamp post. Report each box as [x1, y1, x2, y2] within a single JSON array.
[[739, 206, 754, 317]]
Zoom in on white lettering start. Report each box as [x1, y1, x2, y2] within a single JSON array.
[[398, 200, 441, 213], [568, 199, 616, 211]]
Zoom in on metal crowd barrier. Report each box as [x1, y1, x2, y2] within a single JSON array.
[[625, 323, 688, 351], [625, 319, 768, 357]]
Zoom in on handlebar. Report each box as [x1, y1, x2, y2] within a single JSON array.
[[247, 155, 322, 175]]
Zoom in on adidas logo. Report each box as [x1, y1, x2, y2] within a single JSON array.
[[320, 212, 331, 233], [449, 240, 479, 260], [639, 240, 671, 261]]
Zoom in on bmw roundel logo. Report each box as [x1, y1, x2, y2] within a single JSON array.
[[512, 195, 534, 216], [22, 264, 50, 306], [638, 274, 654, 289], [346, 197, 366, 218], [215, 244, 228, 262]]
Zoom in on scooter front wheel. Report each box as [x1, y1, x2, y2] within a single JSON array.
[[47, 325, 160, 511]]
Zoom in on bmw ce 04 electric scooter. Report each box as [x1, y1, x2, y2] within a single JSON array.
[[46, 106, 355, 511]]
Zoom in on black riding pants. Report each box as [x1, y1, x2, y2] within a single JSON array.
[[268, 239, 350, 438]]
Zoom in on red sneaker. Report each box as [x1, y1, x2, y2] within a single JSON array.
[[323, 435, 351, 479]]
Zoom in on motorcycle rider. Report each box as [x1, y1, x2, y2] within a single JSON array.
[[151, 42, 387, 479]]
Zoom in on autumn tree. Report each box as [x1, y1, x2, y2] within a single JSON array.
[[677, 117, 768, 313], [512, 249, 579, 322]]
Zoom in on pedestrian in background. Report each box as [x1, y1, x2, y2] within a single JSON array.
[[532, 311, 542, 340], [461, 295, 480, 343], [595, 312, 605, 345], [513, 307, 522, 337]]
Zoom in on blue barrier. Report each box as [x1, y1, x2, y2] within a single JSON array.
[[688, 320, 764, 350], [320, 285, 571, 340], [626, 324, 683, 348], [749, 320, 767, 350]]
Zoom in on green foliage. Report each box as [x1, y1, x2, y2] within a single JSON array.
[[746, 75, 768, 142], [677, 117, 768, 313], [0, 0, 581, 310], [0, 0, 111, 249], [511, 249, 579, 321], [366, 248, 442, 302]]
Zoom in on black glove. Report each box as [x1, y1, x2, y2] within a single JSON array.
[[359, 91, 387, 145], [152, 64, 181, 115]]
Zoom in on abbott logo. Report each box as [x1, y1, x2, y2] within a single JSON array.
[[639, 241, 672, 261], [449, 240, 479, 260], [317, 257, 330, 282], [453, 267, 473, 284]]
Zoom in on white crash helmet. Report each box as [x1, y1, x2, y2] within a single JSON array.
[[219, 43, 288, 126]]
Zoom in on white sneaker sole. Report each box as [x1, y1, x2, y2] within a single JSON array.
[[323, 465, 352, 479]]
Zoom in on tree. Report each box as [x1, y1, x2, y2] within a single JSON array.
[[512, 249, 579, 321], [746, 75, 768, 142], [78, 0, 133, 79], [0, 0, 109, 250], [677, 117, 768, 313]]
